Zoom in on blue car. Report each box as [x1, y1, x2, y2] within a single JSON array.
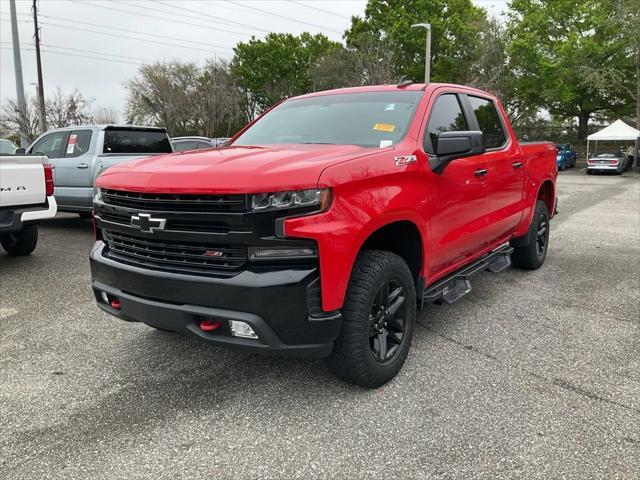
[[556, 143, 577, 170]]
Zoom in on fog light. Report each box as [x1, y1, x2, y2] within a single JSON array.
[[248, 246, 317, 260], [229, 320, 258, 339]]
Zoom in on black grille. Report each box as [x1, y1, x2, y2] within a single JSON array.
[[101, 189, 247, 212], [103, 230, 247, 274], [96, 208, 251, 234]]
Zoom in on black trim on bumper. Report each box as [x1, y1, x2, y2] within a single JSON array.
[[90, 242, 341, 357]]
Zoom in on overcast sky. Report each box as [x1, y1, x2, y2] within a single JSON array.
[[1, 0, 508, 122]]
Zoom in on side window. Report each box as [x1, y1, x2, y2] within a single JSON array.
[[468, 96, 506, 149], [173, 140, 198, 152], [426, 94, 468, 153], [197, 141, 212, 149], [29, 131, 68, 158], [64, 130, 92, 158]]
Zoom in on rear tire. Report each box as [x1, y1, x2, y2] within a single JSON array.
[[1, 224, 39, 256], [510, 200, 549, 270], [559, 160, 566, 171], [326, 250, 416, 388]]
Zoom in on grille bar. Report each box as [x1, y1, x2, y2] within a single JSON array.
[[103, 230, 247, 273], [101, 189, 247, 212]]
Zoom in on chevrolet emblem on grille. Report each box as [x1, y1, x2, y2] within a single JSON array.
[[130, 213, 166, 233]]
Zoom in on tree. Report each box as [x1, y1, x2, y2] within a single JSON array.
[[311, 37, 396, 91], [92, 106, 119, 125], [0, 97, 40, 143], [230, 32, 341, 112], [507, 0, 635, 139], [344, 0, 487, 84], [46, 87, 93, 129], [125, 62, 202, 136]]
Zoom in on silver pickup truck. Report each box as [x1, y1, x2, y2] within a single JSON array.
[[25, 125, 173, 217], [0, 154, 57, 256]]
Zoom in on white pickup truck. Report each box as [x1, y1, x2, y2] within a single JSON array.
[[0, 154, 57, 256]]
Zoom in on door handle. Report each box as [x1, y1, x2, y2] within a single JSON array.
[[76, 163, 89, 169], [474, 168, 488, 177], [512, 162, 523, 169]]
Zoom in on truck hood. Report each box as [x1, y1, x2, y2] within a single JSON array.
[[96, 144, 380, 193]]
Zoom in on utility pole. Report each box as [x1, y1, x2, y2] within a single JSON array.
[[9, 0, 28, 147], [32, 0, 47, 133], [411, 23, 431, 83]]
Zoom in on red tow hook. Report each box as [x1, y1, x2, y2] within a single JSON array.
[[110, 299, 121, 310], [200, 319, 221, 332]]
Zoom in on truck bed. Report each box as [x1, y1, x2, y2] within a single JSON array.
[[0, 155, 48, 208]]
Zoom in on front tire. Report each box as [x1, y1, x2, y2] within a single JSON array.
[[326, 250, 416, 388], [1, 224, 39, 256], [510, 200, 549, 270]]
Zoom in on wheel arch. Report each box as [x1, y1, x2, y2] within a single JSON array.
[[357, 219, 425, 288], [537, 180, 555, 216]]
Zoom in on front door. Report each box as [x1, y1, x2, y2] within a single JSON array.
[[421, 92, 494, 278]]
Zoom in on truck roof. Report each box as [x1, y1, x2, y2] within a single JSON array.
[[41, 124, 167, 133], [293, 83, 499, 101]]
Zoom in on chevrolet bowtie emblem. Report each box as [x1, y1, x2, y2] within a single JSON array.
[[130, 213, 166, 233]]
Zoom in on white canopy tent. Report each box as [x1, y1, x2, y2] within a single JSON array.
[[586, 120, 640, 163]]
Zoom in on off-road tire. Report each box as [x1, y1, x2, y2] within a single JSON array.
[[1, 224, 38, 256], [510, 200, 549, 270], [325, 250, 416, 388]]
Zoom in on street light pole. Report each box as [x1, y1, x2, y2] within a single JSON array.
[[9, 0, 28, 147], [411, 23, 431, 83]]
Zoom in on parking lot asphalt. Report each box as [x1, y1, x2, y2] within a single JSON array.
[[1, 170, 639, 480]]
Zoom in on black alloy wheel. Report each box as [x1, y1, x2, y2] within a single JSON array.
[[368, 281, 407, 363], [535, 213, 548, 257]]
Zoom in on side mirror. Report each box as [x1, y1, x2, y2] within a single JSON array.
[[15, 147, 26, 154], [430, 130, 485, 173]]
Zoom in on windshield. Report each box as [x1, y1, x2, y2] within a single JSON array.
[[103, 129, 172, 154], [594, 152, 620, 158], [556, 144, 570, 152], [232, 91, 423, 148], [0, 139, 17, 154]]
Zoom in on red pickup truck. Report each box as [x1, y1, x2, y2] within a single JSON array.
[[90, 83, 557, 387]]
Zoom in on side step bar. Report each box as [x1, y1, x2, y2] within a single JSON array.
[[421, 244, 514, 307]]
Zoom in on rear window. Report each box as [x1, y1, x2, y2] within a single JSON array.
[[103, 129, 171, 154]]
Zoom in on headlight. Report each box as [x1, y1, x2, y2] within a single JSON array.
[[250, 188, 331, 212]]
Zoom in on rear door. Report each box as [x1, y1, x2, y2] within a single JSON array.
[[54, 129, 94, 209], [421, 92, 494, 277], [464, 95, 524, 243]]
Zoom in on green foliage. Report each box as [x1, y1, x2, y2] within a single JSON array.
[[230, 33, 341, 111], [344, 0, 487, 83], [507, 0, 635, 138]]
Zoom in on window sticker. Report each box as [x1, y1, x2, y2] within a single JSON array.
[[380, 140, 393, 148], [373, 123, 396, 132], [66, 134, 77, 154], [385, 104, 396, 111]]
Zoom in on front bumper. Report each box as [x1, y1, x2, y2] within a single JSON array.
[[90, 242, 342, 357]]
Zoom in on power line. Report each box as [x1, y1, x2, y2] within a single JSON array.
[[72, 0, 254, 37], [0, 45, 145, 66], [154, 0, 272, 35], [41, 43, 154, 63], [289, 1, 351, 20], [33, 13, 235, 51], [224, 0, 344, 35], [35, 21, 230, 56]]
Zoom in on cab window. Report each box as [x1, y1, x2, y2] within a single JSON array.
[[467, 96, 507, 149], [64, 130, 92, 158], [425, 94, 468, 153], [29, 131, 68, 158]]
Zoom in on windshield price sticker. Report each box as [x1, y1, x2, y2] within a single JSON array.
[[373, 123, 396, 132], [66, 134, 77, 154]]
